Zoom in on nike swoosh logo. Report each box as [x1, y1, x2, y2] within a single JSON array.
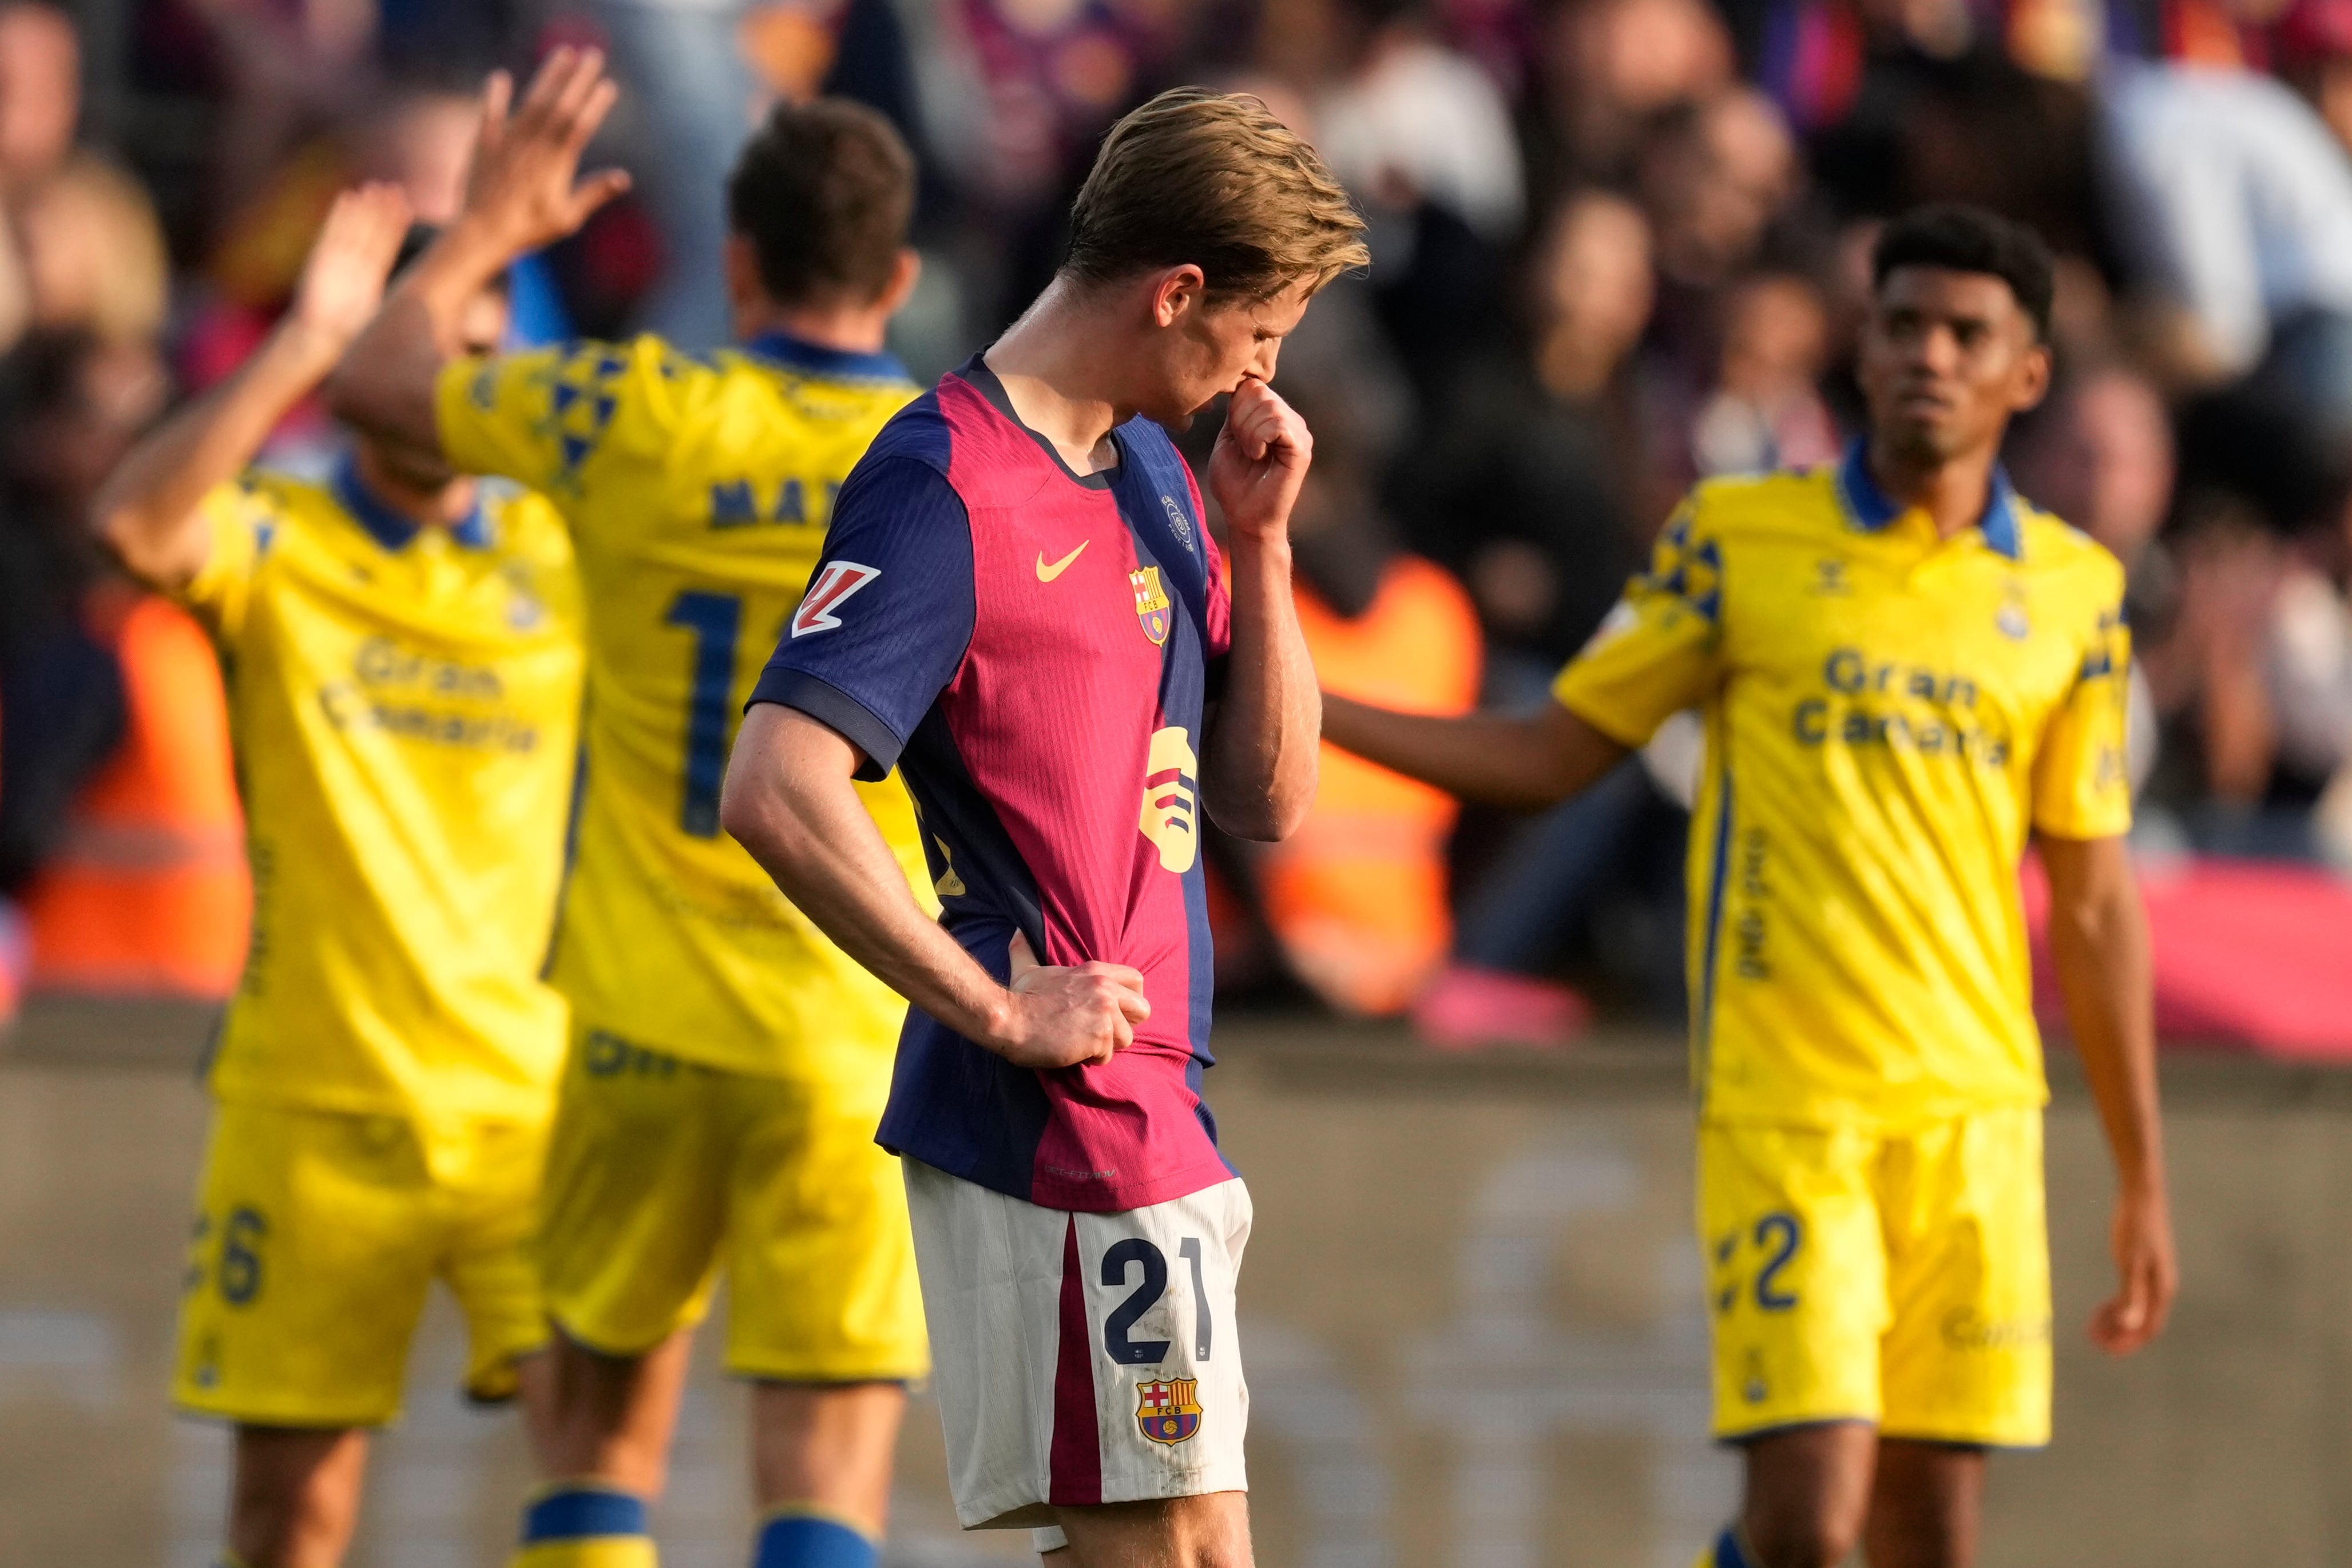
[[1036, 541, 1089, 581]]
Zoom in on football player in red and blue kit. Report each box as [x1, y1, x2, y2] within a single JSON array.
[[721, 88, 1367, 1568]]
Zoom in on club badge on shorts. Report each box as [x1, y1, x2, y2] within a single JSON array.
[[1131, 565, 1172, 646], [1136, 1376, 1203, 1444]]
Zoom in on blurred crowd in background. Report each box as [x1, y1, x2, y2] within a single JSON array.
[[8, 0, 2352, 1046]]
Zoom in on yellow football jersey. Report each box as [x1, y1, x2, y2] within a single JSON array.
[[183, 459, 585, 1137], [1553, 447, 2132, 1130], [434, 333, 931, 1080]]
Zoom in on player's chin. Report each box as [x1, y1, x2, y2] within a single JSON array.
[[1881, 418, 1962, 465]]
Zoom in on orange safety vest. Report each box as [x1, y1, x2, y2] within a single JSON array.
[[21, 589, 249, 996], [1260, 555, 1481, 1015]]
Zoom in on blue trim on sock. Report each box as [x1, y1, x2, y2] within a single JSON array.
[[522, 1487, 648, 1542], [1714, 1527, 1758, 1568], [755, 1514, 877, 1568]]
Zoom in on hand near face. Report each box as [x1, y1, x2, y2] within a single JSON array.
[[1208, 376, 1314, 545]]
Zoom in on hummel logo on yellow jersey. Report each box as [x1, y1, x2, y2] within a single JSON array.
[[1036, 541, 1088, 581]]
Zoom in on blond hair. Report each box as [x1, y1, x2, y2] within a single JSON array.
[[1065, 87, 1369, 302]]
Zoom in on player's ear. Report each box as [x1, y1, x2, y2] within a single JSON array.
[[1151, 265, 1206, 328], [2012, 336, 2053, 414], [723, 233, 765, 317], [876, 248, 922, 319]]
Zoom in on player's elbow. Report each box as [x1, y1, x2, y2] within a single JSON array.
[[1205, 765, 1315, 843], [1259, 771, 1316, 841], [717, 764, 793, 871], [2040, 836, 2139, 939], [90, 490, 195, 593]]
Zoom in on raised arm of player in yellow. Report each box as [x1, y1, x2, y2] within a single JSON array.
[[329, 46, 628, 454], [94, 182, 412, 597]]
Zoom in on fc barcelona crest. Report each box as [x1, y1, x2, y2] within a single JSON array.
[[1131, 565, 1172, 646], [1135, 1376, 1203, 1445]]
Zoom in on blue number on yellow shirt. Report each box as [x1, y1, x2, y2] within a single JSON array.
[[665, 590, 743, 837]]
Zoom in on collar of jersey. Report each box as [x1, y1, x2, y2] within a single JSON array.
[[742, 330, 907, 384], [954, 353, 1121, 491], [1834, 439, 2022, 561], [333, 451, 491, 554]]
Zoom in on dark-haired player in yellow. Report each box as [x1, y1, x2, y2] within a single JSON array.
[[1326, 205, 2178, 1568], [332, 50, 929, 1568], [98, 185, 585, 1568]]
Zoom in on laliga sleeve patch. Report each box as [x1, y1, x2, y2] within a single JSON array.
[[791, 561, 881, 637]]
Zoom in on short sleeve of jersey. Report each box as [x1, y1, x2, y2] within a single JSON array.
[[2032, 597, 2134, 839], [745, 455, 975, 781], [177, 477, 283, 644], [435, 335, 673, 497], [1549, 495, 1725, 747]]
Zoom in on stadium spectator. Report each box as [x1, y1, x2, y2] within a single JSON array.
[[15, 153, 169, 345], [1315, 0, 1526, 244], [0, 2, 76, 196], [2275, 0, 2352, 155], [1540, 0, 1734, 184], [21, 0, 2352, 1034], [1674, 268, 1842, 485], [0, 5, 170, 356], [2099, 55, 2352, 412], [0, 332, 132, 907], [1635, 86, 1803, 393], [1, 327, 245, 998], [1397, 188, 1655, 673], [2012, 363, 2178, 604]]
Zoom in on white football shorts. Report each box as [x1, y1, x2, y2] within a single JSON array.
[[902, 1157, 1252, 1537]]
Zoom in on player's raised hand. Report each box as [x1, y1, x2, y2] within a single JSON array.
[[1208, 375, 1314, 544], [994, 931, 1150, 1069], [460, 47, 630, 258], [2091, 1182, 2176, 1355], [287, 182, 413, 354]]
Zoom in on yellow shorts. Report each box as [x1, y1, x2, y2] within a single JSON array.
[[1697, 1105, 2052, 1447], [537, 1024, 929, 1382], [173, 1099, 549, 1428]]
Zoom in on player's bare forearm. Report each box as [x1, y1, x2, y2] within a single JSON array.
[[1320, 694, 1628, 811], [100, 183, 413, 590], [2044, 833, 2164, 1190], [723, 705, 1009, 1037], [2042, 830, 2176, 1351], [1201, 534, 1318, 840], [327, 224, 506, 453], [96, 320, 335, 589], [721, 705, 1149, 1070]]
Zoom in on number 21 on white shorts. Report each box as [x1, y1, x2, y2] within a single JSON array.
[[901, 1159, 1253, 1533]]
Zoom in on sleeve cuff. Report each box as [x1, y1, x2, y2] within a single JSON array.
[[1552, 687, 1656, 749], [745, 667, 906, 782]]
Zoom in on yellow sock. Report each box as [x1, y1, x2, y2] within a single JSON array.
[[508, 1483, 658, 1568]]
